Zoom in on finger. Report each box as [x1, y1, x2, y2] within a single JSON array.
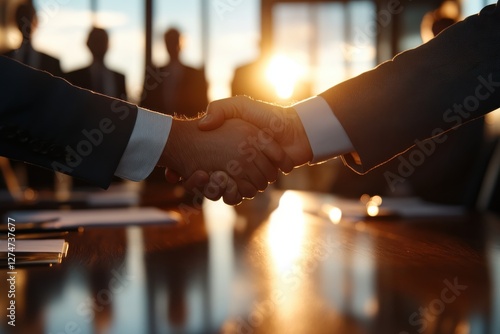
[[203, 183, 223, 201], [252, 152, 278, 185], [257, 131, 295, 174], [236, 179, 259, 199], [242, 165, 269, 192], [210, 171, 229, 189], [203, 171, 229, 201], [181, 170, 210, 192], [223, 177, 242, 205], [165, 168, 182, 183]]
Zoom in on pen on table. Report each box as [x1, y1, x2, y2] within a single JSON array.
[[0, 217, 81, 235]]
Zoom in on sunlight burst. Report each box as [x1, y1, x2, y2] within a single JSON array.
[[266, 54, 303, 99]]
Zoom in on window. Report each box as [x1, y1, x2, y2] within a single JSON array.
[[272, 1, 376, 95], [33, 0, 144, 101]]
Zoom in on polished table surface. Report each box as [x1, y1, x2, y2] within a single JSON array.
[[1, 190, 499, 334]]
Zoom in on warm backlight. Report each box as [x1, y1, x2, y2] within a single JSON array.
[[266, 54, 303, 99]]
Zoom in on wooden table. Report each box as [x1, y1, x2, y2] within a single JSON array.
[[0, 190, 498, 334]]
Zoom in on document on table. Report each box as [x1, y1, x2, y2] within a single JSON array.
[[6, 207, 181, 229]]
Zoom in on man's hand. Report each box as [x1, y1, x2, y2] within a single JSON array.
[[168, 96, 313, 201], [159, 117, 293, 205], [199, 96, 313, 166]]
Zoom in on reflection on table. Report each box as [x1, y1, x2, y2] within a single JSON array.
[[0, 190, 499, 334]]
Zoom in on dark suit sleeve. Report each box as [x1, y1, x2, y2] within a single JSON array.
[[43, 54, 63, 78], [319, 3, 500, 173], [64, 68, 89, 92], [0, 56, 138, 188]]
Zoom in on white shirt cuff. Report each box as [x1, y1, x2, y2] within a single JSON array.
[[115, 108, 172, 181], [293, 96, 353, 164]]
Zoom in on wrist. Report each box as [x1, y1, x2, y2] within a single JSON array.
[[283, 106, 314, 166], [293, 96, 353, 164], [115, 108, 171, 181], [160, 119, 196, 176]]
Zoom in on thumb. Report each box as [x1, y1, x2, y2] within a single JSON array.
[[198, 100, 231, 130], [182, 170, 210, 192], [198, 96, 247, 131]]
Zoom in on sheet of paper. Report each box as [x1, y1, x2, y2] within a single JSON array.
[[7, 207, 180, 228]]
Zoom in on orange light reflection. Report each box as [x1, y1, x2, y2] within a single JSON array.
[[267, 191, 306, 272]]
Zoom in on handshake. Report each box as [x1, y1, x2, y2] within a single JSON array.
[[159, 96, 315, 205]]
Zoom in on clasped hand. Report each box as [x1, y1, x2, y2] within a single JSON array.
[[161, 96, 313, 205]]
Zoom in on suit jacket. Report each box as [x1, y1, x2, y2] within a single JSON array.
[[3, 43, 63, 78], [330, 120, 485, 205], [3, 44, 65, 188], [0, 56, 137, 188], [320, 3, 500, 174], [65, 65, 128, 101], [141, 62, 208, 118]]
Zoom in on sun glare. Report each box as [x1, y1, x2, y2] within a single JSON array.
[[266, 54, 303, 100], [267, 191, 306, 271]]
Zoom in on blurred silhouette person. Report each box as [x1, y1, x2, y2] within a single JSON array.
[[232, 43, 311, 104], [328, 1, 486, 206], [65, 27, 128, 187], [2, 2, 62, 77], [2, 2, 63, 190], [140, 28, 208, 189], [141, 28, 208, 118], [231, 48, 275, 103], [65, 27, 128, 101], [420, 0, 461, 44]]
